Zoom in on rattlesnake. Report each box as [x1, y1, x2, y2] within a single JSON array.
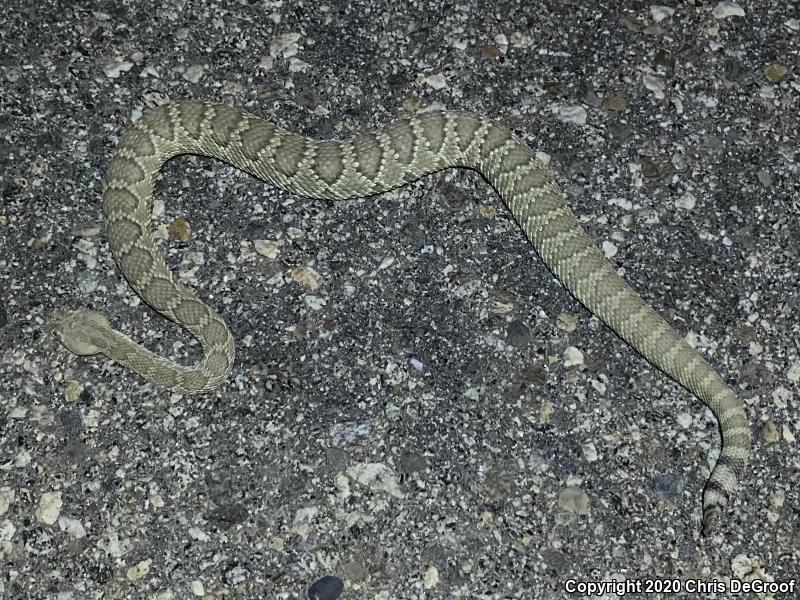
[[50, 100, 751, 535]]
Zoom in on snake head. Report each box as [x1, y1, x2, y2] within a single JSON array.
[[49, 309, 111, 356]]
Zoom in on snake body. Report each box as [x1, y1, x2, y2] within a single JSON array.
[[50, 100, 751, 534]]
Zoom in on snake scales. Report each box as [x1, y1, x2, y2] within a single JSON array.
[[50, 100, 751, 535]]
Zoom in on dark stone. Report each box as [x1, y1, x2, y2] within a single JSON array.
[[506, 320, 530, 348], [308, 575, 344, 600], [652, 473, 686, 499]]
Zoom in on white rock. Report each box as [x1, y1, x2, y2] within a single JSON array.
[[182, 64, 205, 83], [303, 295, 326, 310], [582, 442, 599, 462], [126, 559, 151, 581], [608, 197, 633, 210], [602, 241, 618, 258], [558, 485, 590, 515], [787, 360, 800, 382], [464, 386, 480, 401], [563, 346, 584, 367], [770, 387, 790, 409], [346, 463, 403, 499], [270, 32, 302, 58], [188, 526, 209, 542], [493, 33, 509, 54], [423, 73, 447, 90], [642, 74, 666, 99], [35, 491, 62, 525], [730, 554, 770, 582], [288, 57, 310, 73], [651, 6, 675, 22], [254, 239, 280, 259], [423, 565, 439, 589], [675, 191, 696, 210], [553, 105, 588, 125], [103, 60, 133, 79], [0, 488, 13, 516], [713, 1, 745, 19], [58, 516, 87, 538], [286, 226, 305, 240], [0, 519, 17, 543], [378, 256, 395, 270]]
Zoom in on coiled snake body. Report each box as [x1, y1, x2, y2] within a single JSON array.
[[50, 101, 751, 534]]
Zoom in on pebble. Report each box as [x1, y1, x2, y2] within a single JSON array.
[[270, 33, 301, 59], [650, 6, 675, 22], [0, 487, 14, 515], [763, 63, 788, 81], [287, 226, 305, 240], [399, 451, 428, 473], [378, 256, 394, 270], [103, 60, 133, 78], [35, 491, 62, 525], [479, 203, 497, 219], [167, 217, 191, 241], [642, 73, 666, 99], [493, 33, 509, 54], [652, 473, 686, 498], [254, 239, 280, 259], [554, 105, 588, 125], [601, 95, 626, 112], [182, 64, 206, 83], [506, 320, 531, 347], [788, 360, 800, 382], [771, 387, 790, 409], [291, 266, 322, 290], [675, 191, 696, 210], [730, 554, 769, 582], [557, 313, 577, 332], [304, 295, 326, 310], [346, 463, 403, 498], [329, 421, 373, 445], [563, 346, 584, 367], [126, 559, 151, 581], [713, 1, 745, 19], [308, 575, 344, 600], [608, 197, 632, 210], [762, 421, 780, 444], [539, 400, 555, 424], [58, 517, 86, 539], [423, 566, 439, 589], [423, 73, 447, 90], [558, 485, 591, 515], [582, 442, 599, 462], [481, 45, 500, 61]]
